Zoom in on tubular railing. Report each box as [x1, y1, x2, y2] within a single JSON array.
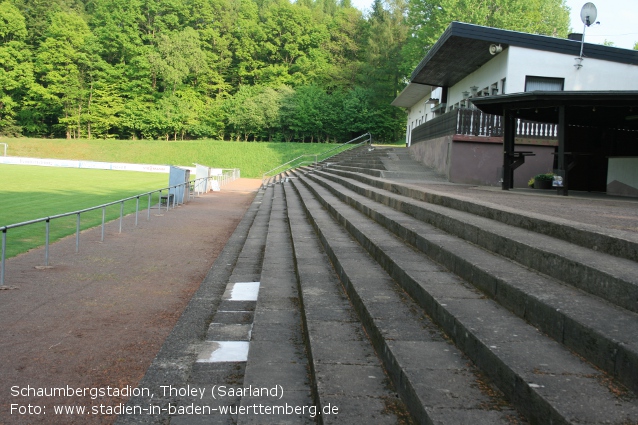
[[261, 133, 371, 187], [0, 169, 240, 285]]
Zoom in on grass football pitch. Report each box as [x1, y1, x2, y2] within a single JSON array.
[[0, 165, 168, 259]]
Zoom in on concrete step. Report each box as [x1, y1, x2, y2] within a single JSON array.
[[171, 184, 276, 425], [312, 170, 638, 310], [287, 176, 523, 425], [322, 167, 638, 263], [289, 169, 638, 424], [282, 182, 413, 424], [326, 164, 443, 181], [303, 169, 638, 394], [236, 182, 314, 424], [116, 186, 273, 425], [337, 161, 387, 169]]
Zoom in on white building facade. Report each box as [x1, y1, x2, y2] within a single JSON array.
[[393, 22, 638, 189]]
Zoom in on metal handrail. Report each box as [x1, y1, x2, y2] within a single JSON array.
[[261, 133, 371, 187], [0, 170, 239, 285]]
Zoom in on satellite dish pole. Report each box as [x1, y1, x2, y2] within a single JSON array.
[[575, 2, 597, 69]]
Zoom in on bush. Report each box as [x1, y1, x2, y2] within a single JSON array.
[[534, 173, 554, 181]]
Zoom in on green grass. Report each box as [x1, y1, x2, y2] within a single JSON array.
[[4, 138, 342, 178], [0, 165, 167, 259]]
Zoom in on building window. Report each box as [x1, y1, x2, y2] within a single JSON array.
[[525, 76, 564, 92]]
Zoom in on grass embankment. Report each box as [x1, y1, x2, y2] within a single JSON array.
[[5, 138, 338, 178]]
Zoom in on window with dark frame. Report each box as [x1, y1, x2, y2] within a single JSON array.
[[525, 76, 564, 92]]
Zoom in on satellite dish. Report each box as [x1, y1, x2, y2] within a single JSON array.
[[580, 2, 597, 27]]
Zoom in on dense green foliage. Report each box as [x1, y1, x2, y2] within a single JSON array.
[[0, 0, 572, 143]]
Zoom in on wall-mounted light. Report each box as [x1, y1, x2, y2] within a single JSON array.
[[489, 44, 503, 55], [461, 91, 470, 107]]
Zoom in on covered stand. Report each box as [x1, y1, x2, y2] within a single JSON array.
[[472, 91, 638, 196]]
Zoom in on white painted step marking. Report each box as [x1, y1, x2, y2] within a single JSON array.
[[197, 341, 250, 362], [224, 282, 260, 301]]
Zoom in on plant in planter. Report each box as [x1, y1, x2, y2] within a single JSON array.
[[533, 173, 554, 189]]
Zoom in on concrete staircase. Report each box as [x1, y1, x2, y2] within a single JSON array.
[[282, 145, 638, 423], [120, 145, 638, 425]]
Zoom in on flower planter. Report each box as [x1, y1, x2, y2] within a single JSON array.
[[533, 178, 553, 189]]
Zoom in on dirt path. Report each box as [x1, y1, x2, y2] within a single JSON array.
[[0, 179, 262, 424]]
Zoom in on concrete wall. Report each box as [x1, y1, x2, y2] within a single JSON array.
[[410, 137, 555, 187], [449, 141, 555, 187], [409, 135, 452, 178]]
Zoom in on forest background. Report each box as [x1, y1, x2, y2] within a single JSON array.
[[0, 0, 575, 143]]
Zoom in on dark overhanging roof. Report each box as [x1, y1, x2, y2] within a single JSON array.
[[411, 22, 638, 88], [471, 91, 638, 130]]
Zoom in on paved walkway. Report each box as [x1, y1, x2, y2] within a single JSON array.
[[399, 179, 638, 235]]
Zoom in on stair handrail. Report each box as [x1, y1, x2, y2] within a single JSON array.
[[261, 133, 371, 187]]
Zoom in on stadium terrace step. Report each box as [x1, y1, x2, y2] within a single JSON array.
[[282, 182, 413, 424], [287, 166, 638, 424], [324, 146, 448, 180], [235, 182, 314, 424], [298, 168, 638, 395], [286, 178, 523, 424], [122, 144, 638, 425]]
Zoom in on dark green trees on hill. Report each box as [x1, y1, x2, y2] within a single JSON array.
[[0, 0, 570, 142]]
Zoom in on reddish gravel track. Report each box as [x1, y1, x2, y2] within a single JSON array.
[[0, 179, 262, 424]]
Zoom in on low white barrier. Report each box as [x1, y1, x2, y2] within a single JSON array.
[[0, 156, 197, 174]]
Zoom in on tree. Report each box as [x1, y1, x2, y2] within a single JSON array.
[[0, 1, 33, 135], [321, 5, 365, 89], [149, 27, 206, 93], [89, 0, 144, 65], [402, 0, 571, 72], [28, 11, 96, 138], [279, 85, 333, 142], [257, 2, 329, 86], [224, 84, 288, 141]]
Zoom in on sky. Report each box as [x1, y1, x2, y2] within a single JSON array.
[[349, 0, 638, 50]]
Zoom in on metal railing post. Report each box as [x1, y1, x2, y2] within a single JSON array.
[[76, 213, 81, 253], [119, 201, 124, 233], [45, 219, 50, 267], [147, 193, 152, 220], [1, 229, 6, 285], [101, 207, 106, 241], [135, 197, 139, 226]]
